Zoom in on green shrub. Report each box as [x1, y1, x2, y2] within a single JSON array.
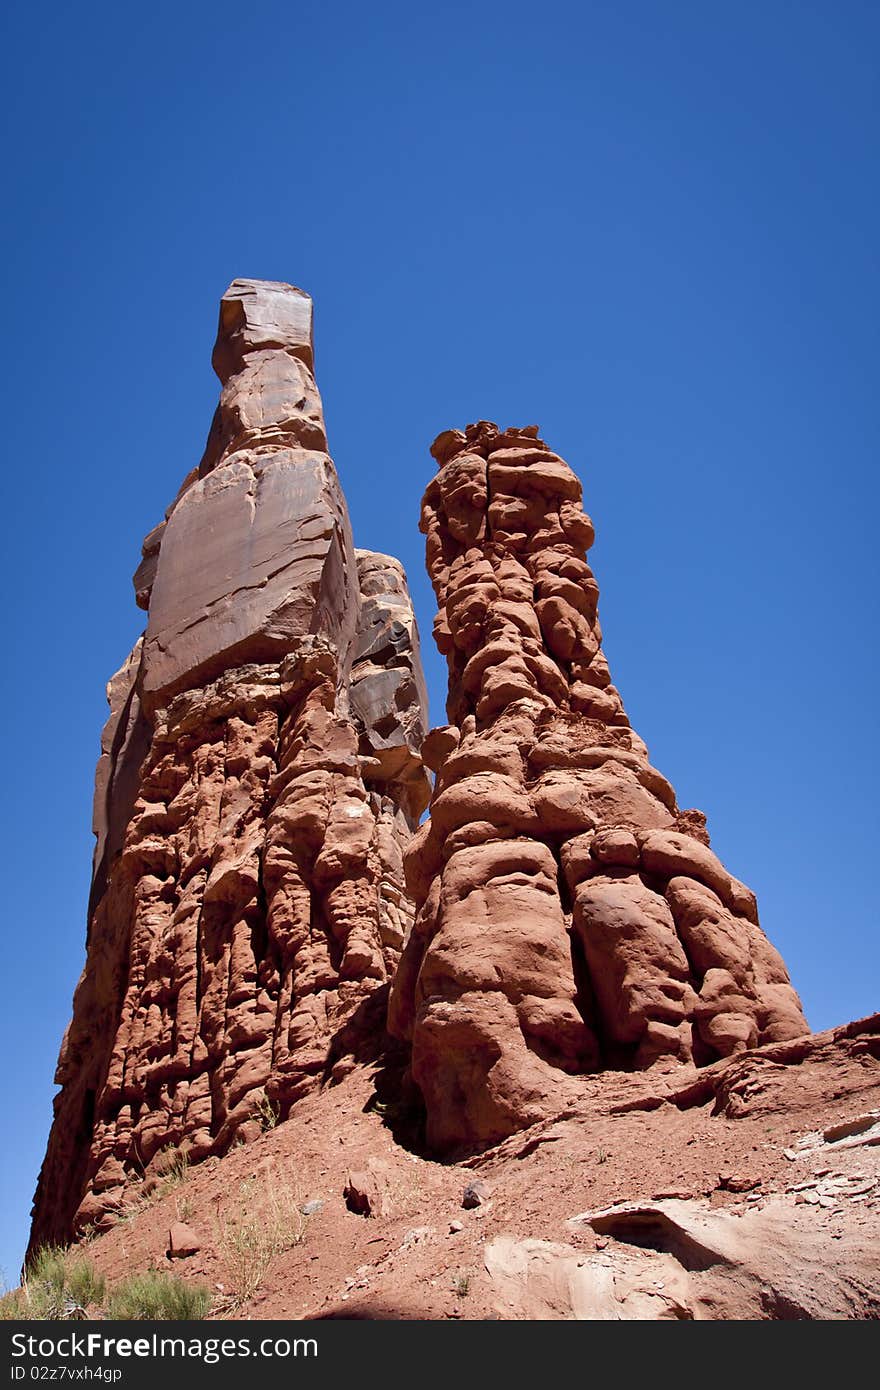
[[2, 1248, 209, 1323], [31, 1246, 105, 1310], [7, 1246, 106, 1319], [106, 1270, 210, 1320]]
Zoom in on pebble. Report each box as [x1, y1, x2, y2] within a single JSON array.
[[719, 1173, 760, 1193], [462, 1179, 492, 1209]]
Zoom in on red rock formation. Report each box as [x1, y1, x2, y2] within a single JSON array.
[[30, 281, 429, 1248], [388, 421, 807, 1152]]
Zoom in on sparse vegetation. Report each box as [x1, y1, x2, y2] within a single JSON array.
[[0, 1291, 26, 1319], [596, 1148, 609, 1164], [155, 1147, 190, 1192], [255, 1093, 279, 1132], [0, 1245, 208, 1323], [215, 1173, 307, 1309], [0, 1245, 105, 1320], [175, 1193, 195, 1224], [114, 1176, 158, 1225], [111, 1148, 191, 1227], [452, 1271, 471, 1298], [106, 1269, 210, 1321]]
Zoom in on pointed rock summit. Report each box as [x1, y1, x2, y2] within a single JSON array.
[[388, 420, 807, 1151], [30, 280, 430, 1248]]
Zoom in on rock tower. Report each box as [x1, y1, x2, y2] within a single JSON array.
[[388, 421, 806, 1151], [30, 281, 430, 1246]]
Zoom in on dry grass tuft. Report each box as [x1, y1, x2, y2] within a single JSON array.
[[215, 1170, 307, 1310]]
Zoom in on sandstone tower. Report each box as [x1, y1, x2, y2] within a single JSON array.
[[388, 421, 806, 1150], [30, 281, 430, 1247]]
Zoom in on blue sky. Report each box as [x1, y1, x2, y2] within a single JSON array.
[[1, 1, 877, 1281]]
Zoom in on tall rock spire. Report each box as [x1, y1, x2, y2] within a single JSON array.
[[30, 281, 430, 1248], [389, 421, 807, 1152]]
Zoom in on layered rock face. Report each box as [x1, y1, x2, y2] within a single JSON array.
[[388, 420, 807, 1152], [31, 281, 429, 1248]]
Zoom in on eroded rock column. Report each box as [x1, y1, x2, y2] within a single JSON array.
[[30, 281, 430, 1248], [389, 421, 806, 1152]]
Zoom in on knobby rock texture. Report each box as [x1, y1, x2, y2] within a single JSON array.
[[30, 281, 430, 1248], [388, 421, 807, 1151]]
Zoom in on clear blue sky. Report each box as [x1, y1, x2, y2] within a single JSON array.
[[1, 1, 877, 1282]]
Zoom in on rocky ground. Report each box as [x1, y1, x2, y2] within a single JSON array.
[[76, 1013, 880, 1320]]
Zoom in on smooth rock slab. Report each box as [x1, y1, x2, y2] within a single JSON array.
[[142, 450, 357, 707]]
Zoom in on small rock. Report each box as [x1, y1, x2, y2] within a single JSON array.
[[823, 1112, 880, 1144], [783, 1149, 797, 1161], [719, 1174, 760, 1193], [462, 1180, 492, 1209], [300, 1198, 324, 1216], [449, 1220, 464, 1233], [167, 1222, 200, 1258]]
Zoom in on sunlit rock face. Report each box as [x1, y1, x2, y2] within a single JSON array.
[[388, 420, 806, 1152]]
